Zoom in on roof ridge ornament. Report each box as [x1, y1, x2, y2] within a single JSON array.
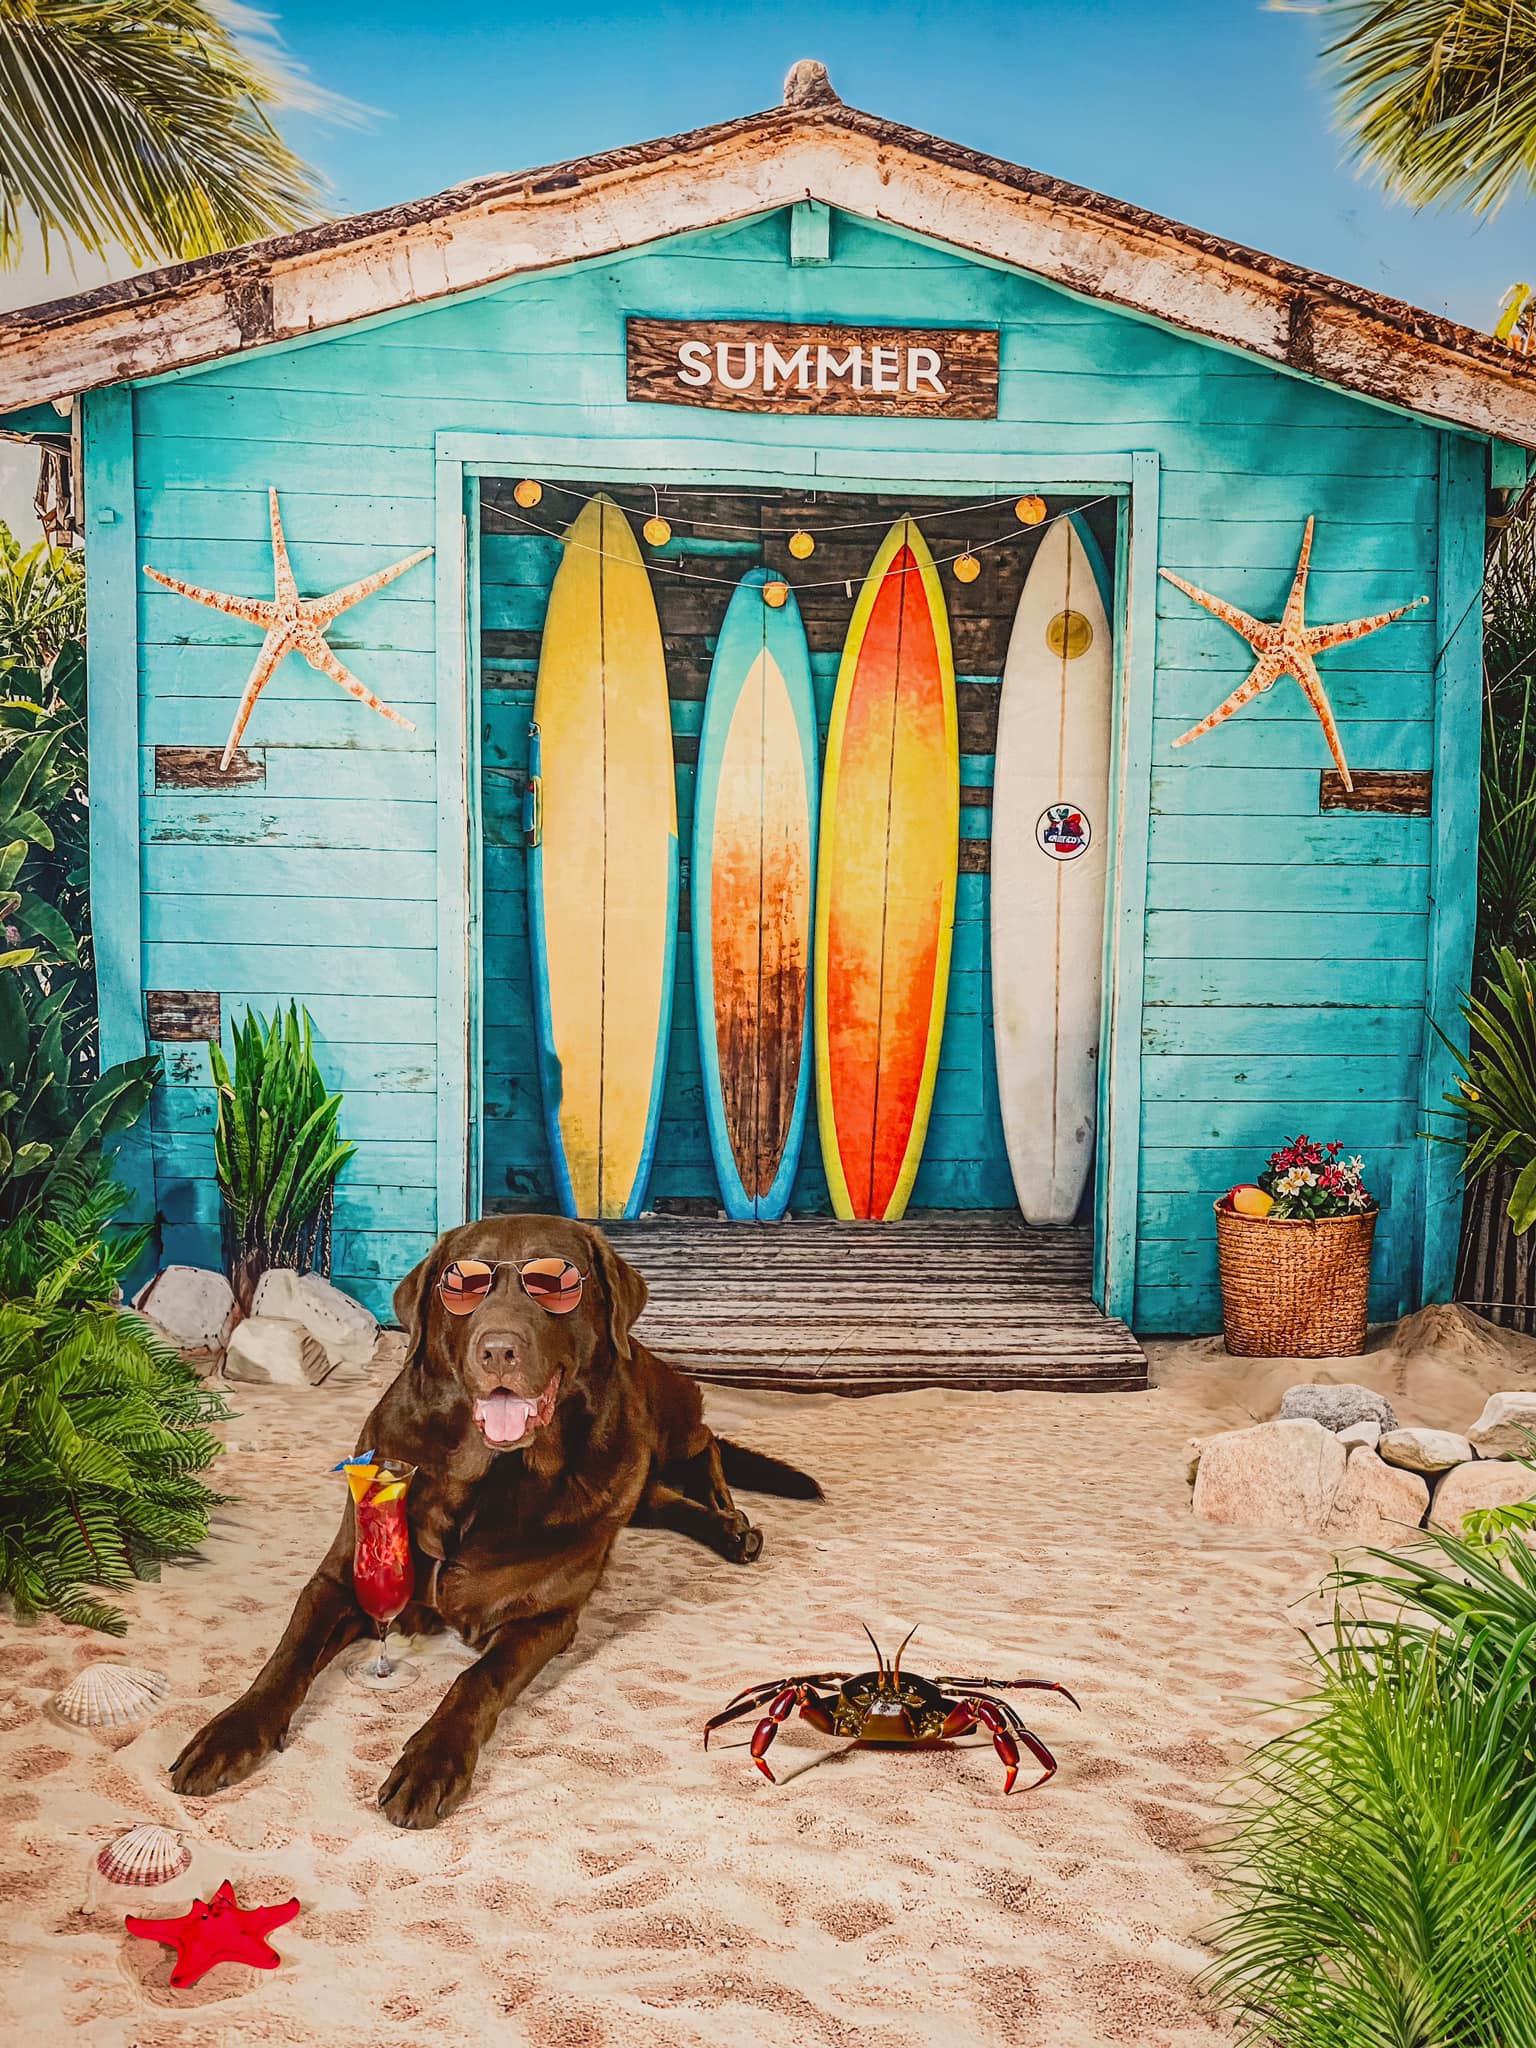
[[783, 60, 841, 108]]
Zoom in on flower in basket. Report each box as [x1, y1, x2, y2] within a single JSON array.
[[1244, 1135, 1374, 1220]]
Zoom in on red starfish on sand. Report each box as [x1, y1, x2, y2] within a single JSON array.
[[144, 487, 432, 771], [1159, 518, 1427, 793], [125, 1877, 300, 1987]]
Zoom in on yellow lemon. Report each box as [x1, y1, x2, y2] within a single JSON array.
[[1229, 1184, 1274, 1218]]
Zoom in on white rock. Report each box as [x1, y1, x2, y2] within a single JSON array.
[[1337, 1420, 1382, 1451], [251, 1268, 377, 1368], [1431, 1459, 1536, 1534], [1466, 1392, 1536, 1460], [1326, 1448, 1429, 1543], [132, 1266, 236, 1354], [1191, 1419, 1347, 1535], [1378, 1427, 1474, 1475], [222, 1314, 329, 1387]]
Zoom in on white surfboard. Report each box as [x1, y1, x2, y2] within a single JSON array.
[[991, 514, 1113, 1225]]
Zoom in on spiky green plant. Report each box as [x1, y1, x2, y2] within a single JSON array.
[[0, 0, 351, 269], [211, 1003, 355, 1312], [1317, 0, 1536, 217], [0, 1170, 229, 1632], [1207, 1616, 1536, 2046]]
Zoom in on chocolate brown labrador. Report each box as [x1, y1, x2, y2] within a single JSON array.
[[169, 1214, 820, 1829]]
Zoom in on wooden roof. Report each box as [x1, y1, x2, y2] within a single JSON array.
[[2, 60, 1534, 445]]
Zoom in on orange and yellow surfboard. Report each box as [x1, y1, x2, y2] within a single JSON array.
[[813, 519, 959, 1220]]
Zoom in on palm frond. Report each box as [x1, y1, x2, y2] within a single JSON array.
[[1318, 0, 1536, 215], [0, 0, 359, 269]]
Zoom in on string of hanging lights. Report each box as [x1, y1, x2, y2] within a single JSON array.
[[480, 484, 1109, 599]]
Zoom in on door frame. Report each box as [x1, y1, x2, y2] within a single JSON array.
[[434, 431, 1160, 1320]]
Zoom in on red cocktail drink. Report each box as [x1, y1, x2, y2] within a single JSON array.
[[336, 1455, 417, 1678]]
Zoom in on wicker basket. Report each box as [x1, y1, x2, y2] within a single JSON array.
[[1214, 1200, 1377, 1357]]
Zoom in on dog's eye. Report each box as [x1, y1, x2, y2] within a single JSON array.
[[520, 1258, 583, 1315], [439, 1261, 494, 1315]]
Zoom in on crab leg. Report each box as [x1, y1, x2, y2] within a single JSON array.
[[938, 1676, 1081, 1711], [704, 1673, 849, 1747], [941, 1695, 1061, 1793], [750, 1685, 800, 1782]]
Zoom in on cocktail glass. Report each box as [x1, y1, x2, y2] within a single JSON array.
[[336, 1454, 417, 1679]]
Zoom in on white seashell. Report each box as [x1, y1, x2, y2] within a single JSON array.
[[96, 1823, 191, 1887], [50, 1664, 170, 1730]]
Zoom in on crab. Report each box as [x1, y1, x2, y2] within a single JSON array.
[[704, 1627, 1079, 1791]]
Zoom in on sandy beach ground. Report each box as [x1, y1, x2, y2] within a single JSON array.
[[0, 1336, 1385, 2048]]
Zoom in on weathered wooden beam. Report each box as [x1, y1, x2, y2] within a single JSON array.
[[154, 745, 264, 789], [146, 990, 221, 1042], [958, 837, 990, 873], [5, 104, 1536, 445], [1320, 768, 1433, 815]]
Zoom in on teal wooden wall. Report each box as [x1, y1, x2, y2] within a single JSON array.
[[106, 205, 1477, 1327]]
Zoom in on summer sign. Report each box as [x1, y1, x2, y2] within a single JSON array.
[[626, 319, 1000, 417]]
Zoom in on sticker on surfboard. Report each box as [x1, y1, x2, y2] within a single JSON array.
[[1036, 802, 1092, 861]]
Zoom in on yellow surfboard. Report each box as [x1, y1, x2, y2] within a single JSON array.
[[814, 519, 959, 1221], [529, 496, 678, 1218]]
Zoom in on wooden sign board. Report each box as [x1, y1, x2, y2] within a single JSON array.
[[627, 319, 1000, 418]]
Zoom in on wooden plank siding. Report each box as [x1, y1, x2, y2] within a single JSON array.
[[117, 207, 1467, 1327]]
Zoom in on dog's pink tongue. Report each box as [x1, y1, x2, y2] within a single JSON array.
[[474, 1390, 539, 1445]]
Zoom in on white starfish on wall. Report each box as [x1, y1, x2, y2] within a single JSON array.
[[1159, 518, 1428, 793], [144, 488, 433, 770]]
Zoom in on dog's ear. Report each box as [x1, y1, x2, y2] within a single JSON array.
[[392, 1239, 443, 1364], [585, 1228, 648, 1361]]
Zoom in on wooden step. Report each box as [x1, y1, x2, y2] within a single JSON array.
[[601, 1211, 1146, 1395]]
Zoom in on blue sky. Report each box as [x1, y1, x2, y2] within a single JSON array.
[[272, 0, 1536, 331]]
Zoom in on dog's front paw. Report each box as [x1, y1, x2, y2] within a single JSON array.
[[725, 1512, 764, 1564], [170, 1704, 278, 1797], [378, 1730, 476, 1829]]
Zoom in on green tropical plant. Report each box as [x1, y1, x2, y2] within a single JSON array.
[[211, 1003, 355, 1311], [0, 0, 349, 269], [0, 967, 157, 1223], [1477, 675, 1536, 968], [1207, 1615, 1536, 2046], [1441, 945, 1536, 1232], [1316, 0, 1536, 216], [0, 1170, 229, 1632], [0, 646, 89, 972], [0, 527, 83, 673]]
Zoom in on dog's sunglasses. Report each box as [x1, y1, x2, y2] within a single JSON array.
[[437, 1257, 584, 1318]]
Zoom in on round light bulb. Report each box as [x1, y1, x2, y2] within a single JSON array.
[[954, 553, 982, 584], [788, 530, 815, 560], [643, 515, 672, 548], [1014, 495, 1046, 526], [513, 478, 543, 508], [763, 579, 790, 609]]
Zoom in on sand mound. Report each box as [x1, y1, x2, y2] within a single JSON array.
[[1148, 1301, 1536, 1435]]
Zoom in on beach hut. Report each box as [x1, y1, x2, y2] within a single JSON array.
[[1, 63, 1529, 1381]]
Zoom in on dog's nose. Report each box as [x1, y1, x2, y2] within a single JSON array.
[[473, 1332, 522, 1379]]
